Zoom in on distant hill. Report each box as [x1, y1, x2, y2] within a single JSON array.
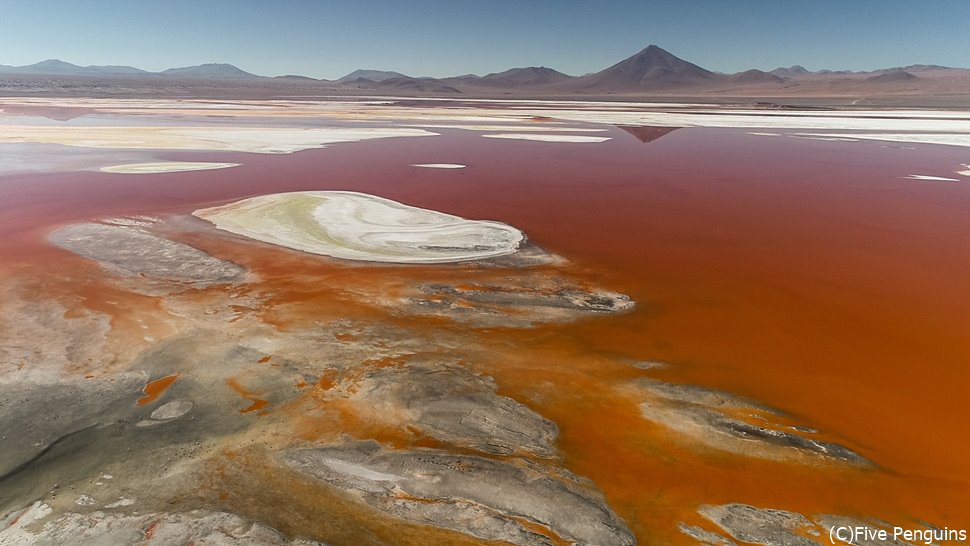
[[870, 64, 951, 75], [898, 64, 951, 72], [729, 69, 784, 84], [342, 77, 381, 86], [337, 69, 408, 82], [0, 59, 148, 76], [865, 70, 917, 83], [481, 67, 572, 86], [371, 76, 461, 94], [447, 67, 573, 90], [769, 65, 810, 78], [576, 45, 719, 89], [274, 74, 321, 82], [160, 63, 258, 79], [439, 74, 484, 87]]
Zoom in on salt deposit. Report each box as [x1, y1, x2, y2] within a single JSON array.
[[194, 191, 525, 264], [481, 133, 611, 143], [1, 125, 437, 154], [99, 161, 239, 174], [411, 163, 466, 169]]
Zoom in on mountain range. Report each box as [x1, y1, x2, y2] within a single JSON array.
[[0, 59, 149, 76], [3, 46, 969, 97]]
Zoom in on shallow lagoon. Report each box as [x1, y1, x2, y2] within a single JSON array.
[[1, 98, 969, 544]]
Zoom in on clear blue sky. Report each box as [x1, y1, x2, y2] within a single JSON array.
[[3, 0, 969, 78]]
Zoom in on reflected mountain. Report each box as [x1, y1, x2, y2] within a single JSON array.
[[617, 125, 681, 144]]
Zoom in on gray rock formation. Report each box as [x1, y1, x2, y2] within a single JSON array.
[[699, 504, 819, 546], [0, 502, 324, 545], [284, 441, 636, 546], [333, 360, 558, 457], [49, 220, 245, 289], [678, 522, 736, 545], [419, 282, 632, 313], [688, 504, 919, 546], [634, 379, 868, 464], [404, 277, 634, 327]]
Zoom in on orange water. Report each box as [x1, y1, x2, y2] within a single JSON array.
[[2, 125, 968, 543], [137, 374, 179, 406]]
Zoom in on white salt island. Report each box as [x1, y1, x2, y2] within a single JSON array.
[[193, 191, 525, 264]]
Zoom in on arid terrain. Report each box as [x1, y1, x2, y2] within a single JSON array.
[[1, 93, 969, 545], [4, 46, 970, 107]]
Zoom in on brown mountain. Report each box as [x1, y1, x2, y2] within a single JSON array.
[[729, 69, 784, 84], [160, 63, 258, 79], [0, 59, 149, 76], [769, 65, 810, 78], [481, 67, 572, 86], [446, 67, 574, 90], [575, 45, 720, 89], [865, 70, 917, 83]]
